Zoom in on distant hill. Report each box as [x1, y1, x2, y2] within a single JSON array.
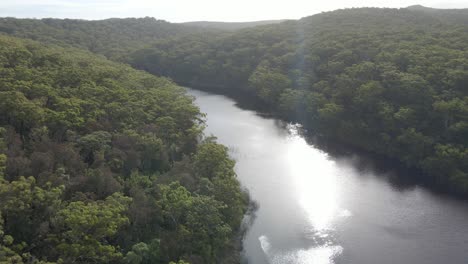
[[181, 20, 287, 30], [0, 17, 218, 60], [406, 5, 468, 24], [406, 5, 438, 11], [406, 4, 468, 12]]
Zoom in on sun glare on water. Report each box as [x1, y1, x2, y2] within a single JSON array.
[[287, 127, 339, 231], [259, 124, 349, 264]]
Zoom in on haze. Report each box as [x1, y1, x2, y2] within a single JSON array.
[[1, 0, 467, 22]]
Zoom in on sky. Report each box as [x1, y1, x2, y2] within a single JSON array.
[[0, 0, 467, 22]]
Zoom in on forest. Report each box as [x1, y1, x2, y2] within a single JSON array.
[[128, 7, 468, 194], [0, 5, 468, 264], [0, 35, 247, 263], [0, 17, 218, 60]]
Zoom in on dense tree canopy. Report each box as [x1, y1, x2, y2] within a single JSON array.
[[0, 35, 247, 264], [0, 17, 219, 60], [126, 7, 468, 194], [0, 5, 467, 263]]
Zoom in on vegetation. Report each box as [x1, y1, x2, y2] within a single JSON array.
[[0, 35, 247, 264], [179, 20, 287, 31], [127, 7, 468, 194], [0, 17, 217, 60], [0, 5, 468, 263]]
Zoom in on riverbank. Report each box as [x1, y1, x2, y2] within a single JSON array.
[[188, 88, 468, 264], [185, 85, 468, 199]]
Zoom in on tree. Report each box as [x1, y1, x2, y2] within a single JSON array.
[[158, 182, 192, 227], [248, 64, 291, 104], [169, 260, 190, 264], [193, 142, 235, 180], [0, 176, 63, 248], [0, 154, 5, 180], [0, 91, 44, 136], [48, 193, 131, 263], [185, 196, 231, 262], [0, 212, 24, 264], [124, 239, 160, 264], [0, 34, 246, 263]]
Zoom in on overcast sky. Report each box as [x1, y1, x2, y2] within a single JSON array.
[[1, 0, 467, 22]]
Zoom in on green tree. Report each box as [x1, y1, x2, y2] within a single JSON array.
[[193, 142, 235, 180], [185, 196, 231, 262], [49, 193, 131, 263], [124, 239, 160, 264], [0, 177, 63, 248], [248, 64, 291, 104]]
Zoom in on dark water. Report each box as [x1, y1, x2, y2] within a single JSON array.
[[188, 88, 468, 264]]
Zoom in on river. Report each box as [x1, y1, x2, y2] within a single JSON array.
[[187, 88, 468, 264]]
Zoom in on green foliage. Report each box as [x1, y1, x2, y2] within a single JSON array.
[[185, 195, 232, 260], [6, 5, 467, 263], [0, 211, 23, 264], [123, 239, 160, 264], [0, 154, 5, 179], [248, 64, 291, 104], [193, 142, 235, 180], [3, 5, 466, 263], [0, 35, 247, 264], [158, 182, 193, 227], [169, 261, 190, 264], [49, 193, 131, 263], [124, 7, 468, 194], [0, 177, 62, 264], [157, 180, 239, 263], [0, 177, 63, 243], [0, 91, 45, 135], [0, 17, 217, 60]]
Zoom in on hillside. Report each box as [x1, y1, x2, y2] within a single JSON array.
[[405, 5, 468, 25], [1, 4, 468, 264], [128, 7, 468, 194], [0, 17, 218, 60], [1, 7, 465, 194], [0, 35, 247, 264], [407, 4, 468, 13], [181, 20, 287, 30]]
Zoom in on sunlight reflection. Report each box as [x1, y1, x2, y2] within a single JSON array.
[[286, 124, 339, 231], [282, 124, 343, 263], [260, 235, 343, 264]]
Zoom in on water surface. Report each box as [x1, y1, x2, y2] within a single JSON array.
[[188, 88, 468, 264]]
